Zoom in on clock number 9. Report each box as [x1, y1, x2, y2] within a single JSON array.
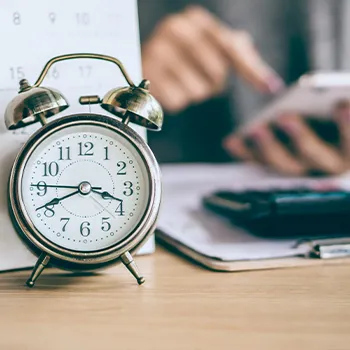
[[80, 221, 91, 237], [123, 181, 133, 196], [36, 181, 47, 196]]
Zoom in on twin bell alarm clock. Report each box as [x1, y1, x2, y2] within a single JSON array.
[[4, 53, 163, 287]]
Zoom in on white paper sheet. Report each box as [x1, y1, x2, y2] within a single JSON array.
[[158, 164, 350, 262], [0, 0, 153, 272]]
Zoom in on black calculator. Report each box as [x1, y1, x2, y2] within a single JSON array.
[[202, 188, 350, 237]]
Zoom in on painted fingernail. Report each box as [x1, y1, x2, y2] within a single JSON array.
[[279, 119, 299, 136], [223, 135, 239, 149], [338, 108, 350, 122], [264, 75, 285, 94], [247, 127, 269, 143]]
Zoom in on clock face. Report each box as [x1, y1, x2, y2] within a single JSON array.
[[20, 120, 151, 252]]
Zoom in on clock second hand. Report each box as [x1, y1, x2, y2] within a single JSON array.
[[90, 195, 116, 219]]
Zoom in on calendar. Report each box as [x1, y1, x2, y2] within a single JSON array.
[[0, 0, 154, 272]]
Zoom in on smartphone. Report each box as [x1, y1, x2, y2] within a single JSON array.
[[202, 188, 350, 237], [242, 72, 350, 131]]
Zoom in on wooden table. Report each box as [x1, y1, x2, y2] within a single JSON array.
[[0, 247, 349, 350]]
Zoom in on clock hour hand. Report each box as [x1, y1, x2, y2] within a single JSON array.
[[92, 189, 123, 202], [36, 190, 79, 211]]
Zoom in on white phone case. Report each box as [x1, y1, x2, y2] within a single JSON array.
[[243, 71, 350, 131]]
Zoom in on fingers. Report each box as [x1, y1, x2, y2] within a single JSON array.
[[162, 8, 229, 91], [223, 135, 254, 162], [247, 126, 305, 175], [142, 7, 229, 112], [182, 6, 284, 93], [223, 127, 305, 175], [214, 29, 284, 93], [143, 37, 212, 111], [277, 115, 345, 175], [142, 5, 284, 113], [225, 115, 350, 176]]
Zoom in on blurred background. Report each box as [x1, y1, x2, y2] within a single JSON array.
[[138, 0, 350, 177]]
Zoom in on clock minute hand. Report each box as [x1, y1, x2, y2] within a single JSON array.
[[92, 189, 123, 202], [31, 183, 102, 190], [36, 190, 79, 211]]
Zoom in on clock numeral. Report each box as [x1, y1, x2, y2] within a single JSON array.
[[80, 221, 91, 237], [59, 146, 71, 160], [78, 142, 94, 156], [43, 161, 59, 177], [36, 181, 47, 196], [79, 65, 92, 78], [76, 12, 90, 26], [60, 218, 70, 232], [115, 202, 125, 216], [47, 66, 60, 80], [13, 12, 21, 25], [44, 205, 55, 218], [101, 217, 111, 232], [49, 12, 56, 24], [117, 161, 126, 175], [123, 181, 133, 196], [104, 147, 109, 160]]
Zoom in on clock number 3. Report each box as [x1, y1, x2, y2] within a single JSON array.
[[123, 181, 133, 196]]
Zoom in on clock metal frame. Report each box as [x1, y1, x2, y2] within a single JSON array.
[[8, 113, 161, 282]]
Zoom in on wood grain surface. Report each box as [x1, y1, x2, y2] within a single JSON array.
[[0, 247, 349, 350]]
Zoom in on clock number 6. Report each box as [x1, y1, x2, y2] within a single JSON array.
[[80, 221, 91, 237]]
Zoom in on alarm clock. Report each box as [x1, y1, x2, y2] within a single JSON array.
[[4, 53, 163, 288]]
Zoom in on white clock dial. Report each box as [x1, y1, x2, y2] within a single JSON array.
[[21, 122, 150, 252]]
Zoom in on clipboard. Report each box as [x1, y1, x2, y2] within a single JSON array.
[[157, 231, 350, 272], [156, 163, 350, 273]]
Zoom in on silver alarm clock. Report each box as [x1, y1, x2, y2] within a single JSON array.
[[5, 53, 163, 288]]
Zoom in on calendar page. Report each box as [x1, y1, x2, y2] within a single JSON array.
[[0, 0, 154, 272]]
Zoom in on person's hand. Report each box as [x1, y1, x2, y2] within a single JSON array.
[[142, 6, 284, 113], [223, 102, 350, 176]]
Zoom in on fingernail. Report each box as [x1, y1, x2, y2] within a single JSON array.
[[338, 109, 350, 122], [223, 135, 238, 149], [264, 75, 285, 94], [247, 127, 268, 143], [279, 119, 299, 136]]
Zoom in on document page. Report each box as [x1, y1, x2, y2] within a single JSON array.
[[0, 0, 152, 272]]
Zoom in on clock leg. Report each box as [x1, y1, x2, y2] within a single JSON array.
[[26, 253, 51, 288], [120, 251, 145, 285]]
